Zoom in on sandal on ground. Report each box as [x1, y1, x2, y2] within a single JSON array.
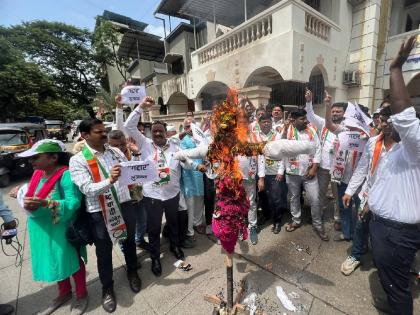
[[286, 222, 302, 232]]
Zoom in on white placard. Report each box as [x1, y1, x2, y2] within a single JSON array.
[[121, 85, 146, 105], [343, 102, 372, 135], [119, 160, 158, 185], [191, 123, 208, 145], [384, 53, 420, 75], [338, 131, 366, 152], [17, 184, 32, 216]]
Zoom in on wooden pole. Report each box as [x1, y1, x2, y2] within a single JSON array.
[[225, 254, 234, 309]]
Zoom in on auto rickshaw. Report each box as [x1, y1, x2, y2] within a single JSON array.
[[45, 120, 68, 141], [0, 126, 34, 187]]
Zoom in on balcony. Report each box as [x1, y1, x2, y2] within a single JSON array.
[[192, 0, 338, 67]]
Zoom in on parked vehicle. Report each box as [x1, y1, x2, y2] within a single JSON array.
[[0, 126, 34, 187], [2, 123, 47, 143], [25, 116, 45, 124], [45, 120, 68, 141]]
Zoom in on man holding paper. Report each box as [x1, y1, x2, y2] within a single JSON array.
[[124, 97, 195, 277]]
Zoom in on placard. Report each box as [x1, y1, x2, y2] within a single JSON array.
[[343, 102, 372, 135], [338, 131, 366, 152], [191, 123, 208, 145], [119, 160, 158, 185], [121, 85, 146, 105]]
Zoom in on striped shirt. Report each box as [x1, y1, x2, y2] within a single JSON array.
[[69, 143, 131, 213]]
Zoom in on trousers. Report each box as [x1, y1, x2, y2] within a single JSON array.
[[143, 194, 180, 259], [370, 214, 420, 315], [89, 201, 137, 289]]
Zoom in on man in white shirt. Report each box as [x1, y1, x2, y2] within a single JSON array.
[[69, 118, 142, 313], [281, 109, 328, 241], [340, 107, 398, 276], [271, 104, 285, 133], [124, 99, 194, 277], [304, 90, 341, 231], [367, 35, 420, 315]]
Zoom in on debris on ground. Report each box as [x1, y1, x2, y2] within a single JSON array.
[[291, 241, 312, 255], [276, 286, 297, 312]]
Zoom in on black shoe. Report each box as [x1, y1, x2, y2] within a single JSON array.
[[272, 223, 281, 234], [102, 287, 116, 313], [127, 271, 142, 293], [170, 246, 185, 260], [136, 240, 150, 251], [151, 258, 162, 277], [0, 304, 14, 315]]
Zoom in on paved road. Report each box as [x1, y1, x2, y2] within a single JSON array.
[[1, 142, 419, 314]]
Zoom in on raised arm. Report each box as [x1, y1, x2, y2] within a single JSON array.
[[324, 90, 340, 133], [304, 88, 325, 130], [114, 97, 126, 135], [389, 36, 417, 114]]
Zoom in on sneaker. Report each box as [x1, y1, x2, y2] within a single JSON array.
[[341, 256, 360, 276], [249, 227, 258, 245]]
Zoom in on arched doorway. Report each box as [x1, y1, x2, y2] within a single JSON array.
[[198, 81, 229, 110], [167, 92, 189, 114], [308, 65, 327, 105], [407, 73, 420, 112]]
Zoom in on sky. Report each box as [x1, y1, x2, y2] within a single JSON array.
[[0, 0, 186, 38]]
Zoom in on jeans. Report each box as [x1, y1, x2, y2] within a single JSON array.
[[143, 194, 180, 259], [337, 182, 360, 239], [135, 200, 147, 244], [350, 212, 371, 260], [370, 215, 420, 315], [89, 201, 137, 289], [0, 194, 13, 224], [264, 175, 288, 224], [287, 175, 323, 230]]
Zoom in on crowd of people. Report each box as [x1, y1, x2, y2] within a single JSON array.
[[0, 35, 419, 315]]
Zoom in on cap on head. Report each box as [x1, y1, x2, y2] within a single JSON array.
[[18, 140, 66, 158]]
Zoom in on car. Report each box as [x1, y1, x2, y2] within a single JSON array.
[[45, 120, 68, 141]]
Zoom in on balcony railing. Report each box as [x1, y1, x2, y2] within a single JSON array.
[[197, 15, 273, 65], [305, 12, 330, 41], [192, 0, 338, 66]]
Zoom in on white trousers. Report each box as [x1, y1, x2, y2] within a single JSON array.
[[243, 180, 257, 228], [186, 195, 205, 236]]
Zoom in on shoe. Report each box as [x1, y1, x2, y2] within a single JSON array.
[[181, 236, 196, 249], [272, 223, 281, 234], [102, 287, 116, 313], [0, 304, 14, 315], [371, 295, 394, 314], [37, 292, 72, 315], [249, 227, 258, 245], [151, 258, 162, 277], [341, 256, 360, 276], [205, 225, 213, 235], [315, 228, 329, 241], [71, 295, 89, 315], [333, 233, 349, 242], [127, 271, 142, 293], [334, 221, 342, 231], [136, 240, 150, 251], [170, 246, 185, 260]]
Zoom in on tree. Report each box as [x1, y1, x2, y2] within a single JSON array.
[[1, 21, 98, 114], [92, 17, 131, 86]]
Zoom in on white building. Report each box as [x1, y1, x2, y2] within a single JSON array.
[[150, 0, 420, 124]]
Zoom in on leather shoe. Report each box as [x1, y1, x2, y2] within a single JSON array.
[[170, 246, 185, 260], [127, 271, 142, 293], [151, 258, 162, 277], [102, 287, 116, 313], [0, 304, 14, 315], [272, 223, 281, 234]]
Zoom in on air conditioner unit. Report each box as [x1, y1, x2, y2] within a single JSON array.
[[343, 70, 361, 86]]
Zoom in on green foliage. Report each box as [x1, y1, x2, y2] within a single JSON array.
[[93, 17, 130, 84]]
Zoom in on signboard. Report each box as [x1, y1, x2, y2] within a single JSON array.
[[343, 102, 372, 135], [384, 53, 420, 75], [338, 131, 366, 152], [119, 160, 158, 185], [121, 85, 146, 105]]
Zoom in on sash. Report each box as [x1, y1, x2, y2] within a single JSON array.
[[26, 167, 68, 200], [371, 135, 384, 176], [286, 126, 315, 175], [82, 146, 127, 243]]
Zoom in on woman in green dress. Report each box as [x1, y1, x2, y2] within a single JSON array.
[[18, 140, 88, 315]]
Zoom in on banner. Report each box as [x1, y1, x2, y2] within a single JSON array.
[[121, 85, 146, 105], [337, 131, 366, 152], [343, 102, 372, 135], [191, 123, 208, 145], [119, 160, 158, 185]]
